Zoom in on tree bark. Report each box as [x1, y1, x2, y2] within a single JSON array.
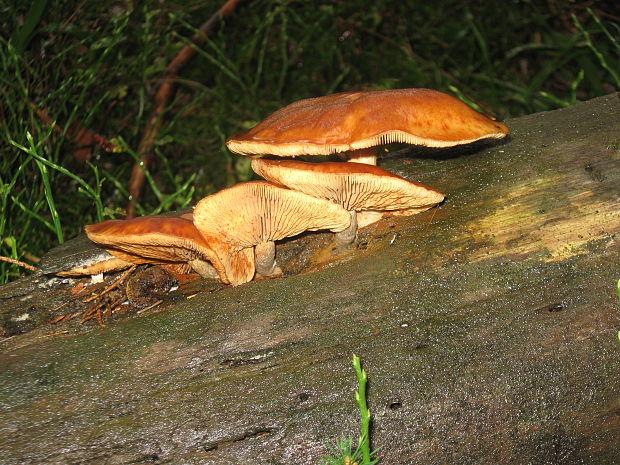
[[1, 93, 619, 464]]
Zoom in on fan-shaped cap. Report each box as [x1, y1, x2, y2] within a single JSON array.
[[84, 215, 224, 280], [227, 88, 509, 157], [192, 181, 351, 285], [251, 157, 445, 213]]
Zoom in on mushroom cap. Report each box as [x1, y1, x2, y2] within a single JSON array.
[[193, 181, 352, 285], [56, 256, 136, 277], [251, 157, 445, 212], [84, 215, 223, 278], [226, 88, 510, 157]]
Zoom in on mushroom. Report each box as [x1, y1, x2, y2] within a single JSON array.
[[251, 157, 445, 245], [82, 215, 224, 280], [56, 254, 138, 277], [226, 88, 510, 165], [192, 181, 352, 286]]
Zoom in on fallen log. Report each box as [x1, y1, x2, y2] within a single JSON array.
[[0, 93, 619, 464]]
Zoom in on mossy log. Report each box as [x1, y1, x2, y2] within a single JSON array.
[[1, 93, 619, 464]]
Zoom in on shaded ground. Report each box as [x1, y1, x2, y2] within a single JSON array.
[[1, 93, 619, 464]]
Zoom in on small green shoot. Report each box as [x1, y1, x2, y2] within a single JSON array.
[[617, 279, 620, 344], [320, 355, 380, 465], [353, 354, 374, 464]]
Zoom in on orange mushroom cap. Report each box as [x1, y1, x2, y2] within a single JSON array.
[[84, 215, 224, 281], [226, 88, 509, 158], [251, 157, 445, 213], [192, 181, 352, 285]]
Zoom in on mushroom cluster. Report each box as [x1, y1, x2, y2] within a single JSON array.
[[65, 88, 509, 286]]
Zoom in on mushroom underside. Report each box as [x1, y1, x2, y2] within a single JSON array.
[[192, 181, 352, 285], [103, 247, 223, 281], [337, 148, 378, 165], [57, 256, 135, 277], [215, 244, 255, 286]]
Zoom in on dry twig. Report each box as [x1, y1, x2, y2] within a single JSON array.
[[126, 0, 243, 218], [137, 299, 164, 314], [0, 255, 37, 272], [36, 330, 70, 339], [82, 265, 136, 303]]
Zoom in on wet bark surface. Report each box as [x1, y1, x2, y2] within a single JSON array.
[[1, 93, 619, 464]]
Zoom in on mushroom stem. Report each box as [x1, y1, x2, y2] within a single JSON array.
[[334, 210, 358, 247], [254, 241, 282, 277], [188, 258, 221, 280], [339, 148, 377, 165]]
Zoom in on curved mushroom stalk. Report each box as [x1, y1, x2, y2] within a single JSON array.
[[334, 210, 358, 248], [337, 148, 377, 165], [254, 241, 282, 277], [204, 240, 254, 286]]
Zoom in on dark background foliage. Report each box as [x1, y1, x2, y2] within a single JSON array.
[[1, 0, 618, 282]]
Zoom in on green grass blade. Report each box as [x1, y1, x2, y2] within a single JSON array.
[[10, 195, 55, 234], [34, 157, 63, 243], [10, 137, 106, 220], [10, 133, 65, 243], [572, 12, 620, 87], [10, 0, 49, 55]]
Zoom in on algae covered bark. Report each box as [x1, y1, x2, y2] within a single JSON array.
[[0, 94, 619, 464]]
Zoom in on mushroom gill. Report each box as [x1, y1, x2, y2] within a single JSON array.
[[83, 215, 223, 281], [192, 181, 352, 285], [251, 157, 445, 245]]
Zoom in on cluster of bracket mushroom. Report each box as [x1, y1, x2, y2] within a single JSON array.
[[61, 89, 509, 286]]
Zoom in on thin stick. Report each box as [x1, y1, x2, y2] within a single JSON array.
[[126, 0, 243, 218], [0, 255, 37, 272], [51, 299, 72, 312], [36, 330, 70, 339], [64, 311, 82, 322], [82, 265, 136, 303], [137, 299, 164, 314], [80, 301, 106, 323], [112, 303, 131, 314], [50, 314, 67, 324], [95, 307, 106, 328]]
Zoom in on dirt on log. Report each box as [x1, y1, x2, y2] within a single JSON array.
[[1, 93, 619, 465]]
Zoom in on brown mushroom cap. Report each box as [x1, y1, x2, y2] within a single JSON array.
[[84, 215, 224, 280], [226, 88, 510, 157], [192, 181, 352, 285], [251, 157, 445, 212]]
